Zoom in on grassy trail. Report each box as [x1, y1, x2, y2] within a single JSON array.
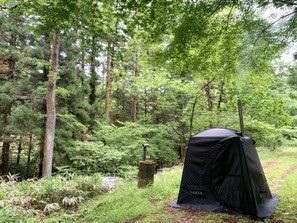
[[46, 147, 297, 223]]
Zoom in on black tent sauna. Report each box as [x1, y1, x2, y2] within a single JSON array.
[[172, 128, 278, 220]]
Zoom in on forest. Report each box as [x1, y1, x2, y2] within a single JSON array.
[[0, 0, 297, 222], [0, 0, 296, 180]]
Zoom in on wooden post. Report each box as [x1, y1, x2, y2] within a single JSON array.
[[138, 160, 155, 188]]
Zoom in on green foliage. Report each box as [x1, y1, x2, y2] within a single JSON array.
[[61, 122, 180, 177], [0, 207, 25, 223], [63, 141, 127, 175], [1, 0, 296, 180], [0, 173, 107, 219], [245, 120, 283, 150], [97, 122, 180, 168], [46, 167, 182, 223], [281, 127, 297, 140]]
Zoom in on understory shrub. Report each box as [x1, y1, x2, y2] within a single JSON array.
[[0, 207, 24, 223], [62, 122, 180, 176], [63, 141, 127, 175], [0, 173, 107, 219], [245, 120, 283, 150], [281, 127, 297, 140]]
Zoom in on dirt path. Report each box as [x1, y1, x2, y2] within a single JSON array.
[[269, 163, 297, 193]]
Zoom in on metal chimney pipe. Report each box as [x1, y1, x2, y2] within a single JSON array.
[[142, 144, 150, 160], [238, 98, 245, 137]]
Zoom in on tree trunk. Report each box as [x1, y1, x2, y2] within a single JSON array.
[[81, 32, 85, 84], [205, 82, 213, 112], [16, 136, 22, 166], [189, 95, 198, 138], [42, 30, 60, 178], [38, 34, 50, 178], [217, 75, 225, 110], [26, 133, 33, 178], [89, 35, 97, 106], [1, 104, 11, 176], [105, 41, 113, 120], [89, 35, 97, 129], [39, 140, 44, 178], [131, 53, 140, 122], [1, 141, 10, 176]]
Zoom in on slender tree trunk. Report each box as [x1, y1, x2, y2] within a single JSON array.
[[39, 34, 50, 178], [81, 32, 85, 84], [39, 71, 48, 178], [205, 82, 213, 112], [105, 41, 113, 120], [26, 133, 33, 178], [16, 136, 22, 166], [151, 94, 159, 124], [1, 104, 11, 176], [1, 32, 16, 176], [89, 35, 97, 106], [217, 75, 225, 110], [132, 96, 138, 122], [39, 140, 44, 178], [42, 30, 60, 178], [131, 53, 140, 122], [180, 103, 187, 161], [89, 36, 97, 129], [1, 141, 10, 176], [189, 95, 198, 138]]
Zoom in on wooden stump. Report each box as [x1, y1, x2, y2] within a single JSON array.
[[138, 160, 155, 188]]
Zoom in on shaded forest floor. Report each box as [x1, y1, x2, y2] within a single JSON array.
[[44, 147, 297, 223]]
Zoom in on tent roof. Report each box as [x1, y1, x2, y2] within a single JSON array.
[[192, 128, 239, 138]]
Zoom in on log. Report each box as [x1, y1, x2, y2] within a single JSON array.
[[138, 160, 155, 188]]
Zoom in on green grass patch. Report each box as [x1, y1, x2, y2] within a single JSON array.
[[64, 147, 296, 223], [270, 170, 297, 222], [1, 147, 297, 223], [0, 173, 107, 222], [44, 167, 182, 223]]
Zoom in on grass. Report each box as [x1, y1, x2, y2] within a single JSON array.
[[0, 173, 106, 223], [43, 166, 183, 223], [41, 146, 297, 223], [273, 171, 297, 222], [1, 147, 297, 223]]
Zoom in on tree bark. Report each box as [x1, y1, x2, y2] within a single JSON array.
[[217, 75, 225, 110], [205, 82, 213, 112], [1, 141, 10, 176], [39, 38, 50, 178], [26, 133, 33, 178], [16, 136, 22, 166], [131, 53, 140, 122], [105, 41, 113, 120], [89, 35, 97, 106], [1, 104, 11, 176], [42, 30, 60, 178], [89, 35, 97, 129], [189, 95, 198, 138]]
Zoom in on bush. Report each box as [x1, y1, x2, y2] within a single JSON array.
[[63, 141, 127, 175], [245, 120, 283, 150], [0, 207, 24, 223], [61, 122, 180, 176], [281, 127, 297, 140], [0, 173, 107, 217]]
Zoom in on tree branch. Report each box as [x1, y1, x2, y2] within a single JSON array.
[[254, 10, 296, 45]]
